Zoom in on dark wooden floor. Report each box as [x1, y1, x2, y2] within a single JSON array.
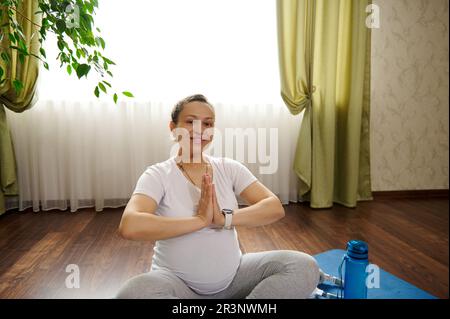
[[0, 197, 448, 299]]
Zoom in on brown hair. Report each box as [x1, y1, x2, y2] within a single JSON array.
[[171, 94, 214, 124]]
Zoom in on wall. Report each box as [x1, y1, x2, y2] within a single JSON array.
[[371, 0, 449, 191]]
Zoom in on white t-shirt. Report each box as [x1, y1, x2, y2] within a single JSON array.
[[132, 154, 258, 295]]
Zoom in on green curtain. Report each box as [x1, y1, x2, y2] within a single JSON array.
[[0, 1, 41, 215], [277, 0, 373, 208]]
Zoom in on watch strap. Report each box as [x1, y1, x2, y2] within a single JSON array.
[[222, 208, 234, 230], [224, 212, 233, 229]]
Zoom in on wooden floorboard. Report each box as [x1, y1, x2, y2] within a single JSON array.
[[0, 197, 448, 299]]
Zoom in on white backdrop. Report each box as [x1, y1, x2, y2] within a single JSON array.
[[4, 0, 305, 212]]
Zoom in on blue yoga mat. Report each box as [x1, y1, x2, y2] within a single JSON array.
[[313, 249, 437, 299]]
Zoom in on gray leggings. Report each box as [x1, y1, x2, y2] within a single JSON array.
[[115, 250, 320, 299]]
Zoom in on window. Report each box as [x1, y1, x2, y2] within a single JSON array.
[[38, 0, 282, 106]]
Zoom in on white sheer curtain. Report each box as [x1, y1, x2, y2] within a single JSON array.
[[4, 0, 304, 212]]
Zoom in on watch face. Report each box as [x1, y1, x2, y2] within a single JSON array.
[[222, 209, 233, 214]]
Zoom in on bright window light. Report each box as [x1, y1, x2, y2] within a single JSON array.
[[38, 0, 283, 106]]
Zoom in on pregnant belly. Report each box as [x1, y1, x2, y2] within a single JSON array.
[[151, 227, 242, 294]]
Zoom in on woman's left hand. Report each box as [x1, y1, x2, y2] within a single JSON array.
[[211, 184, 225, 227]]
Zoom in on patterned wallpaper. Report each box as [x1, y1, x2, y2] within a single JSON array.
[[371, 0, 449, 191]]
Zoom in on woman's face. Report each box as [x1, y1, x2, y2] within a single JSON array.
[[170, 101, 215, 155]]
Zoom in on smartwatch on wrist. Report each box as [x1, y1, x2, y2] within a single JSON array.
[[221, 208, 234, 230]]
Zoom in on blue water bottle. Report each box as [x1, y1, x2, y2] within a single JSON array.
[[342, 240, 369, 299]]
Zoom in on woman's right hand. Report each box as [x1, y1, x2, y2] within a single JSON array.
[[196, 173, 213, 227]]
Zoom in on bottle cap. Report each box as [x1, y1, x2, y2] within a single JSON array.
[[346, 240, 369, 260]]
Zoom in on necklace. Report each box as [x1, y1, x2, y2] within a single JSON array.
[[177, 161, 211, 187]]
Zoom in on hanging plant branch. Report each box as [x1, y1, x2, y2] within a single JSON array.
[[0, 0, 134, 103]]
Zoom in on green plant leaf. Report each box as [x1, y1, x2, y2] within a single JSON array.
[[77, 48, 86, 58], [57, 40, 65, 51], [98, 82, 106, 93], [18, 53, 25, 65], [102, 56, 116, 65], [18, 39, 28, 53], [56, 19, 66, 32], [113, 93, 118, 104], [11, 0, 119, 100], [12, 79, 24, 93], [76, 64, 91, 78], [96, 37, 105, 49], [16, 28, 26, 40], [122, 91, 134, 98], [1, 52, 10, 62], [8, 33, 15, 43]]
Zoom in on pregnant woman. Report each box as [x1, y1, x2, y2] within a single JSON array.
[[115, 94, 320, 299]]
